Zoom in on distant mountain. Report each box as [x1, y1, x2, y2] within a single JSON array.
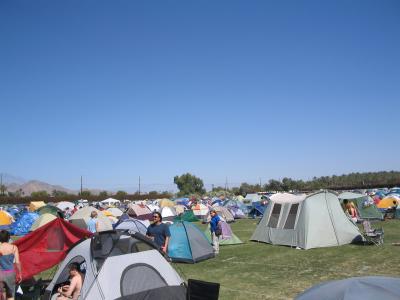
[[6, 180, 76, 196], [1, 173, 26, 185]]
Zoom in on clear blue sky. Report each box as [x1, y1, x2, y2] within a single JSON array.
[[1, 0, 399, 191]]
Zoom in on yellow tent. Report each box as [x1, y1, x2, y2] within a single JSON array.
[[29, 201, 46, 212], [0, 211, 13, 226], [102, 210, 114, 217], [30, 213, 57, 231], [159, 198, 174, 208], [377, 197, 399, 209]]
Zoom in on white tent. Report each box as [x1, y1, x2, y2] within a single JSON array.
[[43, 231, 186, 300], [69, 206, 113, 232], [251, 191, 362, 249], [56, 201, 75, 211], [100, 198, 121, 206]]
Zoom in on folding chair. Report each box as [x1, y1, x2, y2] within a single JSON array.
[[362, 220, 384, 245]]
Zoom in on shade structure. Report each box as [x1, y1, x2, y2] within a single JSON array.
[[295, 276, 400, 300]]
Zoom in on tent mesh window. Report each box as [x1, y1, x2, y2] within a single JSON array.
[[267, 204, 281, 228], [120, 263, 167, 296], [283, 203, 299, 229]]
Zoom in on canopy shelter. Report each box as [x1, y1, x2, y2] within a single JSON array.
[[168, 221, 214, 263], [69, 206, 113, 232], [251, 191, 362, 249], [14, 218, 91, 281], [43, 231, 186, 300], [100, 198, 121, 207], [295, 276, 400, 300], [339, 192, 383, 220]]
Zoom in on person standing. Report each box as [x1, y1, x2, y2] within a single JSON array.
[[210, 209, 221, 255], [0, 230, 22, 300], [146, 212, 170, 253], [87, 211, 99, 233]]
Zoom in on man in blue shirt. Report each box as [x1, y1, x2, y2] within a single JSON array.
[[210, 209, 221, 254], [146, 212, 170, 253]]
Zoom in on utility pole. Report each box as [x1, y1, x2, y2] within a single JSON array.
[[259, 177, 262, 191], [225, 177, 228, 192], [138, 176, 141, 195], [0, 173, 3, 196], [80, 176, 83, 196]]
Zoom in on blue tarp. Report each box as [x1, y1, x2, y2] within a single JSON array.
[[10, 212, 39, 236]]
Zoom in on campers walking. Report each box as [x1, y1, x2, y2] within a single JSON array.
[[0, 230, 22, 300], [210, 209, 221, 255], [87, 211, 99, 233], [146, 212, 170, 253]]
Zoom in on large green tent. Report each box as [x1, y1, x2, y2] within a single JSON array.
[[174, 210, 199, 222], [338, 192, 383, 220]]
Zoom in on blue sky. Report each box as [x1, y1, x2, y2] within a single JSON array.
[[1, 0, 399, 192]]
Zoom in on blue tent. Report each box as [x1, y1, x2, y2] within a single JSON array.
[[168, 221, 214, 263], [10, 212, 39, 236], [249, 204, 266, 218]]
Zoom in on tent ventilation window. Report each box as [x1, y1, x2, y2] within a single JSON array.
[[283, 203, 299, 229], [267, 204, 282, 228], [120, 263, 167, 296]]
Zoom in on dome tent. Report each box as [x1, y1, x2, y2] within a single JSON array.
[[251, 191, 362, 249], [10, 212, 39, 236], [69, 206, 113, 232], [43, 231, 186, 300], [115, 218, 148, 235], [30, 213, 57, 231], [295, 276, 400, 300], [204, 222, 243, 246], [168, 221, 214, 263]]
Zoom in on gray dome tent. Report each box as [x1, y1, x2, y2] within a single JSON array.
[[295, 276, 400, 300], [251, 191, 362, 249], [43, 231, 186, 300]]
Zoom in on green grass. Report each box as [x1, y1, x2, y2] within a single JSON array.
[[172, 219, 400, 300]]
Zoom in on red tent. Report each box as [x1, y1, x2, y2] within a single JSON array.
[[13, 218, 92, 280]]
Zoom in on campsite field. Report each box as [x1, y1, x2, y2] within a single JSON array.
[[37, 219, 400, 300], [172, 219, 400, 300]]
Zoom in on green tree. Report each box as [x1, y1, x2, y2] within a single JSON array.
[[79, 190, 91, 198], [115, 190, 128, 198], [31, 190, 49, 198], [99, 191, 109, 198], [52, 190, 68, 197], [174, 173, 206, 197], [0, 184, 7, 196]]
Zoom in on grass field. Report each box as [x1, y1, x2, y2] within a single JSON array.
[[172, 219, 400, 300]]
